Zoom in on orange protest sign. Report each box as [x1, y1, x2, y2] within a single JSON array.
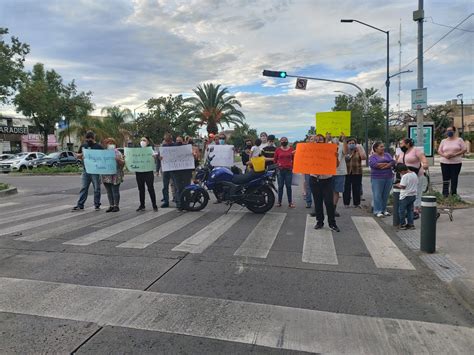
[[293, 143, 337, 175]]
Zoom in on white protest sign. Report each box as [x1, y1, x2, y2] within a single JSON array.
[[207, 145, 234, 167], [159, 144, 195, 172]]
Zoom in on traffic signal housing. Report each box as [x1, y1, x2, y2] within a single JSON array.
[[262, 70, 287, 78]]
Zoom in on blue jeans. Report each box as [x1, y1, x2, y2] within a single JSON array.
[[277, 169, 293, 203], [399, 195, 416, 225], [77, 172, 101, 208], [371, 178, 392, 214], [304, 174, 312, 206]]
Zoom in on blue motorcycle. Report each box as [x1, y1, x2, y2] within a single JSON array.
[[180, 155, 277, 213]]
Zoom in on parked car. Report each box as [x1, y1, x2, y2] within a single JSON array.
[[0, 154, 15, 161], [0, 152, 46, 173], [31, 151, 82, 168]]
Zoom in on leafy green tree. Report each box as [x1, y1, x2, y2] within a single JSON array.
[[228, 122, 258, 148], [332, 88, 385, 142], [14, 63, 64, 153], [101, 105, 133, 125], [100, 106, 134, 146], [184, 83, 245, 135], [0, 28, 30, 104], [424, 104, 454, 143], [135, 95, 198, 144]]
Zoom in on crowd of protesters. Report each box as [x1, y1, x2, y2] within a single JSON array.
[[72, 126, 467, 231]]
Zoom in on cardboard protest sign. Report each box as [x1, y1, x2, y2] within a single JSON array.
[[207, 145, 234, 167], [124, 147, 156, 172], [316, 111, 351, 136], [159, 144, 195, 172], [83, 149, 117, 174], [292, 143, 337, 175]]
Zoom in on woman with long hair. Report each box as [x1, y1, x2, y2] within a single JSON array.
[[438, 126, 467, 197], [101, 138, 124, 212], [369, 141, 395, 218], [274, 136, 295, 208]]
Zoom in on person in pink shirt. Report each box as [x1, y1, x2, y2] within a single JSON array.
[[274, 136, 295, 208], [438, 126, 467, 197]]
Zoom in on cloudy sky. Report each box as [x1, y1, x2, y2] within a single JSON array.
[[1, 0, 473, 140]]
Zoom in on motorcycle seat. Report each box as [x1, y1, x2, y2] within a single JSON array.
[[231, 171, 265, 185]]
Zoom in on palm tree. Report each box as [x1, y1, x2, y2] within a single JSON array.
[[101, 106, 133, 124], [100, 106, 134, 146], [58, 115, 108, 146], [184, 83, 245, 135]]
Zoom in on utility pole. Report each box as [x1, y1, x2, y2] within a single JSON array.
[[414, 0, 424, 152], [398, 20, 402, 116]]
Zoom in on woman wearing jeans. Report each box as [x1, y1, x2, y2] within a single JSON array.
[[101, 138, 124, 212], [369, 141, 395, 218], [274, 137, 295, 208], [438, 126, 467, 197]]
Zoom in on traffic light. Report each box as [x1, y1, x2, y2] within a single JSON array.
[[262, 70, 287, 78]]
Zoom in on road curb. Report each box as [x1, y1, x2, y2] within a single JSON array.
[[449, 277, 474, 312], [0, 187, 18, 197]]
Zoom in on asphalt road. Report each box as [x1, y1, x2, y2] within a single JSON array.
[[0, 174, 473, 353]]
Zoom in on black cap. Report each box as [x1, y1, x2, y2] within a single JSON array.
[[268, 134, 275, 141]]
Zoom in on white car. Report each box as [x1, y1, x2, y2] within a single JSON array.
[[0, 152, 46, 173]]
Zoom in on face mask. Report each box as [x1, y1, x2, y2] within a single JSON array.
[[140, 141, 147, 148], [86, 140, 94, 146], [447, 131, 454, 138], [219, 139, 225, 145], [176, 141, 183, 146], [246, 144, 252, 148], [401, 146, 408, 153], [107, 144, 115, 150], [281, 141, 288, 147], [188, 140, 193, 145], [349, 143, 356, 150]]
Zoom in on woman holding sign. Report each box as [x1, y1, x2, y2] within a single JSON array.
[[274, 136, 295, 208], [135, 137, 158, 212], [101, 138, 125, 212]]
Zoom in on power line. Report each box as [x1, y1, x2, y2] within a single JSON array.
[[425, 17, 474, 33]]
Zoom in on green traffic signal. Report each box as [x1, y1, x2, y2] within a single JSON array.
[[262, 70, 287, 78]]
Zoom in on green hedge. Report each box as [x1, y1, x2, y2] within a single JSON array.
[[27, 165, 83, 174], [0, 183, 9, 191]]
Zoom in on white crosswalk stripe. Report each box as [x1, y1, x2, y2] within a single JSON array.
[[234, 212, 286, 258], [0, 206, 78, 236], [117, 211, 205, 249], [172, 212, 245, 253], [302, 215, 338, 265], [0, 204, 71, 225], [0, 203, 50, 217], [63, 209, 175, 246], [352, 216, 415, 270], [0, 202, 18, 209], [16, 207, 133, 242]]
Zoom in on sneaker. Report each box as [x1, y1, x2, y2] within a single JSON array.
[[112, 206, 120, 212], [376, 213, 384, 218], [334, 211, 340, 217], [136, 206, 145, 212], [153, 206, 158, 212], [71, 206, 84, 211], [329, 224, 340, 232], [407, 224, 416, 230], [383, 211, 391, 216], [305, 204, 312, 209], [314, 223, 324, 230], [354, 205, 362, 209], [94, 206, 101, 211], [160, 203, 169, 208], [310, 212, 316, 217], [105, 207, 114, 213], [399, 224, 408, 230]]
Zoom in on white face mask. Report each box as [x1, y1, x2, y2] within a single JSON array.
[[107, 144, 115, 150], [140, 141, 147, 148]]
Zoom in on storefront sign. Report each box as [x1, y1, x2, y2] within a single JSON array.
[[0, 125, 28, 134]]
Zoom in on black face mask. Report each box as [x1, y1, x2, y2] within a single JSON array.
[[188, 140, 193, 145], [281, 141, 288, 147], [176, 142, 183, 146], [86, 140, 94, 146], [401, 146, 408, 153], [246, 144, 252, 148]]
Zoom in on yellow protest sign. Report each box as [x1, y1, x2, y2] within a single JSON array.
[[293, 143, 337, 175], [315, 111, 351, 136]]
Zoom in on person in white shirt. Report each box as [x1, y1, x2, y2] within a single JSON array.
[[259, 132, 268, 149], [395, 164, 418, 230], [250, 138, 262, 158]]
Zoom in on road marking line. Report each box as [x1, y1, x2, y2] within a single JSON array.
[[117, 212, 205, 249], [0, 206, 77, 236], [302, 215, 338, 265], [15, 207, 133, 242], [0, 277, 472, 354], [0, 204, 72, 225], [172, 212, 245, 253], [0, 202, 18, 209], [0, 203, 51, 218], [63, 209, 175, 246], [352, 217, 415, 270], [234, 213, 286, 258]]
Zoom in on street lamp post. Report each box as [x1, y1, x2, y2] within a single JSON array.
[[341, 19, 390, 149], [457, 94, 464, 139]]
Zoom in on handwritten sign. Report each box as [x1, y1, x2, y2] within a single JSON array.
[[83, 149, 117, 174], [124, 147, 156, 172], [207, 145, 234, 167], [293, 143, 337, 175], [160, 144, 195, 172], [316, 111, 351, 136]]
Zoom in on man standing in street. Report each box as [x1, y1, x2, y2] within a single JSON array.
[[72, 131, 103, 211], [262, 134, 277, 168], [161, 133, 175, 208]]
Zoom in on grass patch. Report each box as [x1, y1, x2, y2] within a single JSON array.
[[0, 183, 9, 191], [234, 154, 242, 163], [26, 165, 82, 174]]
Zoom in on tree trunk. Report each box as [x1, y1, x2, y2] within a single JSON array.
[[43, 129, 49, 154], [207, 120, 218, 135]]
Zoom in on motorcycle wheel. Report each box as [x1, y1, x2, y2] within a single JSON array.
[[180, 188, 209, 212], [245, 185, 275, 214]]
